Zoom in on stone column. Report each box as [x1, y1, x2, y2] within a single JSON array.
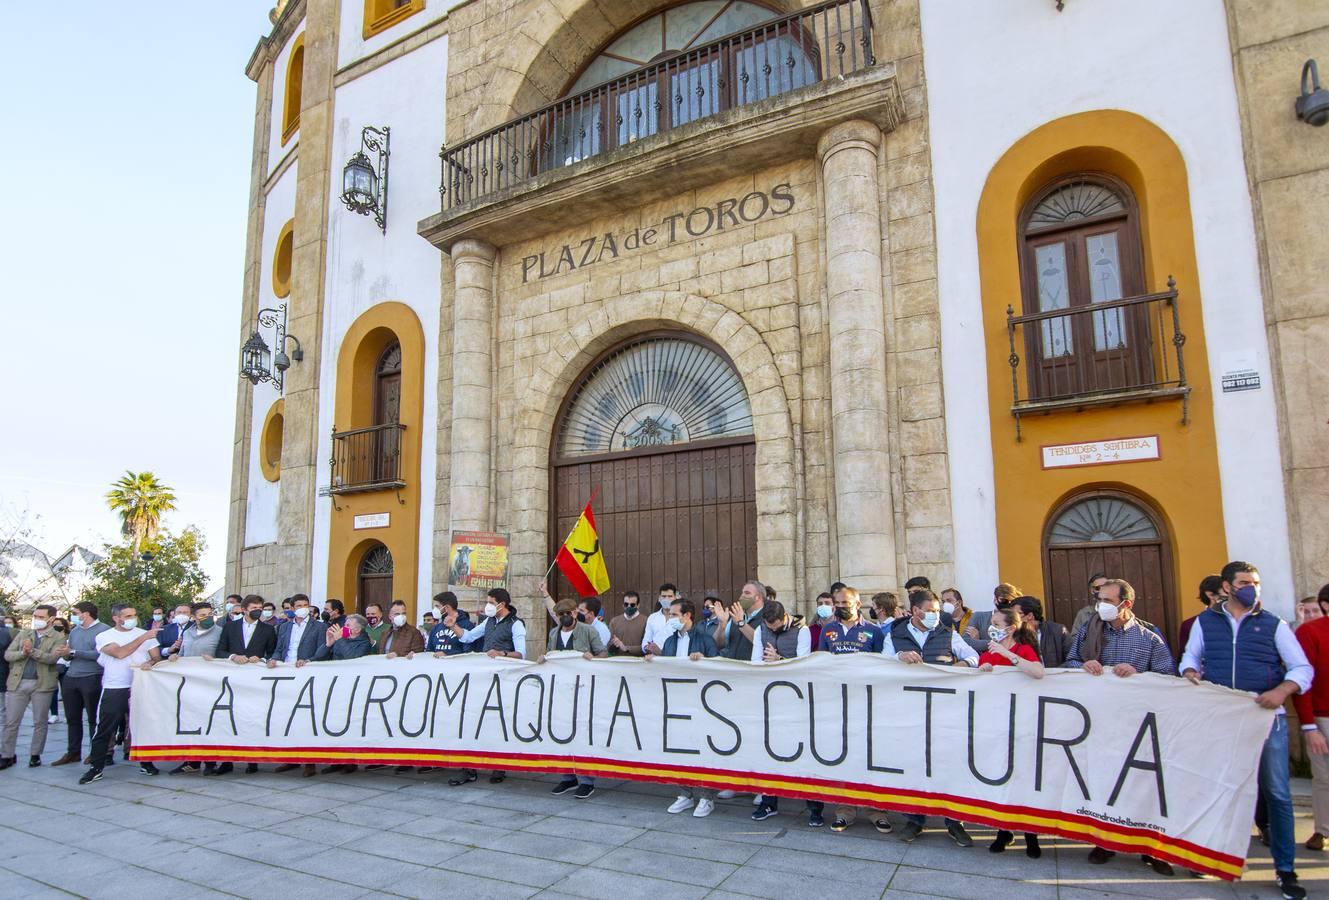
[[817, 120, 897, 589], [447, 239, 497, 533]]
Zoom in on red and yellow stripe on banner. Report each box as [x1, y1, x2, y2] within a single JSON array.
[[132, 744, 1244, 880]]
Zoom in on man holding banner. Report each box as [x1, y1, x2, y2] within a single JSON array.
[[1181, 561, 1311, 900]]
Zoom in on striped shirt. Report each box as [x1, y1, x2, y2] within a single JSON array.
[[1066, 617, 1177, 675]]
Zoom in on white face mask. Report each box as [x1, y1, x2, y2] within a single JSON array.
[[152, 613, 163, 622], [920, 611, 940, 630], [392, 614, 407, 628], [224, 603, 234, 613], [666, 618, 684, 633], [294, 606, 310, 619], [1096, 601, 1121, 622], [173, 614, 190, 626], [260, 610, 274, 620], [483, 603, 498, 618], [941, 602, 956, 616], [659, 596, 670, 608], [433, 607, 446, 619], [230, 613, 243, 622], [31, 618, 48, 631], [122, 617, 138, 630], [987, 626, 1007, 642]]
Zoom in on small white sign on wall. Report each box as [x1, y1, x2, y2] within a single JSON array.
[[1220, 351, 1262, 394], [353, 512, 391, 530], [1041, 435, 1160, 470]]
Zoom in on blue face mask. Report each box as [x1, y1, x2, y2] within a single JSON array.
[[1232, 584, 1260, 606], [701, 608, 714, 619]]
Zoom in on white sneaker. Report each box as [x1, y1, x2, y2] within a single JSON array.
[[716, 790, 736, 799], [667, 796, 695, 814], [752, 793, 764, 805], [693, 799, 715, 818], [47, 714, 58, 724]]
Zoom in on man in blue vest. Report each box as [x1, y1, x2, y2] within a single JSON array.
[[1181, 560, 1311, 900], [891, 589, 978, 846]]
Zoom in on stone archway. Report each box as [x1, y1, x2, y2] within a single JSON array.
[[505, 290, 798, 607]]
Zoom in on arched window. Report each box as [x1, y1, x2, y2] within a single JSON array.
[[556, 335, 753, 458], [1018, 174, 1150, 400], [272, 219, 294, 299], [357, 543, 393, 612], [546, 1, 819, 167], [281, 34, 305, 146]]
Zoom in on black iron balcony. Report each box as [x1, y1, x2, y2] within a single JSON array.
[[1006, 277, 1190, 437], [438, 0, 876, 213], [329, 423, 406, 494]]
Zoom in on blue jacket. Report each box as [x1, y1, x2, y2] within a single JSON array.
[[1196, 604, 1286, 693], [274, 617, 326, 663], [661, 628, 718, 658], [313, 633, 374, 661], [157, 621, 184, 657], [427, 612, 474, 655]]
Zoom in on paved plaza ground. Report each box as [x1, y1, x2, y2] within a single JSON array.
[[0, 716, 1325, 900]]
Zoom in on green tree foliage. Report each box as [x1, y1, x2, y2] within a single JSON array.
[[105, 471, 177, 562], [81, 527, 208, 622]]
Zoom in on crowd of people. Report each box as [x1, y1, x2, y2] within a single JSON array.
[[0, 560, 1325, 900]]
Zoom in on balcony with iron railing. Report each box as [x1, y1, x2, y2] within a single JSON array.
[[419, 0, 901, 248], [1006, 277, 1190, 437], [329, 423, 406, 494]]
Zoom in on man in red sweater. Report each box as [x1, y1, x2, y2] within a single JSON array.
[[1293, 583, 1329, 851]]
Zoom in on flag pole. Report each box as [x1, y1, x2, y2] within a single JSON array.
[[542, 488, 601, 585]]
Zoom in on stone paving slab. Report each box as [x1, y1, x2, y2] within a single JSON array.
[[0, 716, 1325, 899]]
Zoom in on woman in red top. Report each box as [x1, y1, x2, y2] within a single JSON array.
[[981, 607, 1045, 857]]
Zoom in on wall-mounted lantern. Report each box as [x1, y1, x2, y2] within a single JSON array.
[[240, 303, 303, 392], [341, 125, 390, 232]]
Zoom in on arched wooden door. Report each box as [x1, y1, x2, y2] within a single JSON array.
[[357, 543, 394, 613], [551, 334, 756, 619], [1043, 490, 1175, 642]]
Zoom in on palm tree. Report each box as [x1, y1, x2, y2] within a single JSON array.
[[105, 471, 177, 561]]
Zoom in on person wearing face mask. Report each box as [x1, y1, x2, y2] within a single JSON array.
[[641, 582, 679, 654], [155, 602, 193, 660], [49, 602, 109, 767], [1009, 596, 1071, 669], [963, 583, 1024, 654], [166, 601, 224, 775], [78, 603, 162, 784], [649, 599, 720, 817], [540, 598, 607, 799], [1065, 578, 1178, 875], [575, 598, 610, 648], [890, 590, 978, 846], [48, 617, 70, 725], [150, 606, 166, 629], [1070, 573, 1110, 637], [1179, 561, 1311, 900], [807, 591, 835, 648], [426, 592, 474, 656], [323, 598, 347, 629], [607, 590, 648, 657], [1, 604, 68, 770], [379, 600, 425, 659], [443, 588, 526, 786], [712, 579, 768, 661], [361, 603, 389, 651], [261, 602, 277, 624], [214, 595, 278, 665], [939, 588, 971, 636]]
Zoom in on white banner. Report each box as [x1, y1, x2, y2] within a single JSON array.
[[130, 654, 1270, 879]]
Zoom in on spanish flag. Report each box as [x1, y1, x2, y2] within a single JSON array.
[[555, 500, 610, 598]]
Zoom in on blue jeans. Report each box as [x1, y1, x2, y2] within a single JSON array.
[[576, 775, 594, 786], [1259, 716, 1295, 873]]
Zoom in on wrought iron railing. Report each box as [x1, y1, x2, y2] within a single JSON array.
[[1006, 277, 1189, 435], [329, 423, 406, 493], [438, 0, 875, 211]]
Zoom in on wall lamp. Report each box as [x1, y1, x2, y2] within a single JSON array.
[[1297, 59, 1329, 126], [341, 125, 390, 232], [240, 303, 303, 393]]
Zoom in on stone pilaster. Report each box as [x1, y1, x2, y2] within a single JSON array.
[[447, 239, 498, 536], [818, 119, 897, 590]]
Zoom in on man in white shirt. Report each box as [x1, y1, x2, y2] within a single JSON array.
[[641, 582, 679, 654], [79, 604, 161, 784], [651, 600, 721, 818], [888, 589, 977, 846], [750, 601, 815, 825]]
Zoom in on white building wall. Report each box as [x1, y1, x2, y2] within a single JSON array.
[[244, 165, 298, 548], [919, 0, 1296, 611], [310, 35, 449, 616], [267, 27, 304, 178], [337, 0, 464, 70]]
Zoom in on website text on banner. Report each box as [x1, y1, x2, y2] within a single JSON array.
[[130, 653, 1270, 879]]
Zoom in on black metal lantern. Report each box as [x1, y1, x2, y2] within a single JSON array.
[[238, 303, 302, 392], [341, 125, 390, 232], [1296, 59, 1329, 127], [240, 330, 272, 385]]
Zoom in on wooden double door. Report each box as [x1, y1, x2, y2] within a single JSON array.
[[551, 438, 757, 619]]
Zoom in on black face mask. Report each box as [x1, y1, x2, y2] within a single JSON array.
[[833, 606, 853, 621], [623, 605, 638, 617], [247, 609, 262, 621], [558, 614, 575, 628]]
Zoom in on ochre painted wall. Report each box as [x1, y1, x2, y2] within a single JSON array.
[[325, 302, 425, 618], [975, 110, 1226, 626]]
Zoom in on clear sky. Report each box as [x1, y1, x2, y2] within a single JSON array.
[[0, 3, 275, 589]]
